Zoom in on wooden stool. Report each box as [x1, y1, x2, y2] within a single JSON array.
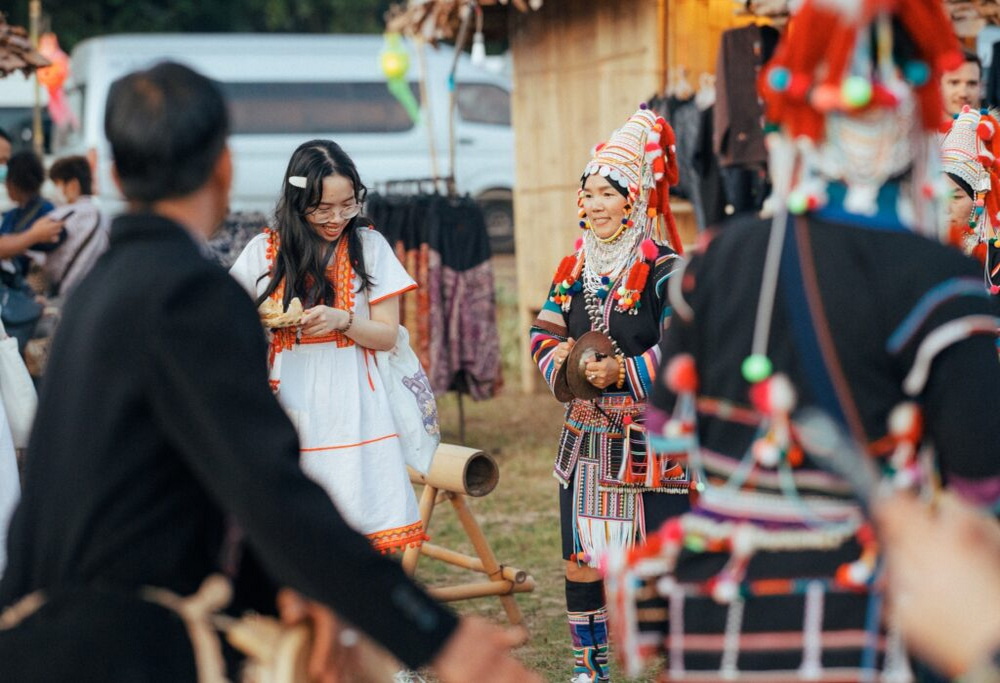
[[403, 444, 535, 628]]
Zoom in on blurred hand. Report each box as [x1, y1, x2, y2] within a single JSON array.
[[27, 216, 64, 244], [875, 492, 1000, 677], [300, 306, 350, 338], [276, 588, 340, 683], [431, 616, 541, 683], [585, 355, 620, 389]]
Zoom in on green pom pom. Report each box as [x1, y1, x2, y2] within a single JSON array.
[[684, 536, 707, 553], [741, 354, 773, 383], [841, 76, 872, 109], [787, 191, 808, 215]]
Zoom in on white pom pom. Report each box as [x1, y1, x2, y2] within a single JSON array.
[[888, 402, 919, 437], [769, 374, 797, 413], [647, 131, 661, 145], [752, 439, 781, 468], [656, 576, 677, 595], [712, 577, 739, 604]]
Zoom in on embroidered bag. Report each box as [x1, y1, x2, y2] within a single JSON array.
[[376, 325, 440, 475]]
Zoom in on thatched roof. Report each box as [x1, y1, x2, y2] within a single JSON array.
[[0, 14, 50, 78], [386, 0, 542, 42]]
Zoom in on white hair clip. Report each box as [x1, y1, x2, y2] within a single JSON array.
[[288, 176, 308, 189]]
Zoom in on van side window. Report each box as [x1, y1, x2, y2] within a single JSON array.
[[455, 83, 511, 126], [219, 82, 422, 134]]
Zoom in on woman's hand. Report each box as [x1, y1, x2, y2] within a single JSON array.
[[584, 355, 621, 389], [551, 338, 575, 372], [875, 492, 1000, 677], [300, 306, 350, 338], [27, 216, 65, 244]]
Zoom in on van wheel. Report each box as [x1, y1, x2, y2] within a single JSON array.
[[478, 198, 514, 254]]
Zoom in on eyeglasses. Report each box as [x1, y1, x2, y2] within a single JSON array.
[[305, 202, 362, 222]]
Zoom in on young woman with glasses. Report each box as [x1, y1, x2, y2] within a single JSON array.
[[229, 139, 425, 556]]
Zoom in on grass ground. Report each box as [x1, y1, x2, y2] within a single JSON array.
[[409, 255, 657, 682]]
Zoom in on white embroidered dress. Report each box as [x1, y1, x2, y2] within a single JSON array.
[[230, 227, 423, 552]]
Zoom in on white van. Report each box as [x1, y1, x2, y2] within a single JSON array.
[[55, 33, 515, 249]]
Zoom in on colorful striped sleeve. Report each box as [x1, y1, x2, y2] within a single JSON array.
[[529, 290, 569, 395]]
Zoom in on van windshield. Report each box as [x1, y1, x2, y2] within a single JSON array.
[[219, 82, 421, 135]]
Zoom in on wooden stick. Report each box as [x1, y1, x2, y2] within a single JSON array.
[[449, 493, 525, 625], [425, 577, 536, 602], [419, 542, 528, 584], [402, 483, 439, 576]]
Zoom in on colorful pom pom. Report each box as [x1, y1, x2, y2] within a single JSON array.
[[741, 354, 773, 383], [903, 60, 930, 87], [841, 76, 872, 109], [766, 66, 791, 92], [665, 354, 699, 393], [640, 238, 659, 261]]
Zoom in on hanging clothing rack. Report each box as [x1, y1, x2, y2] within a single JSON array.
[[373, 175, 458, 198]]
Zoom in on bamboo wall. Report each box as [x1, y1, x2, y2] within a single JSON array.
[[510, 0, 664, 393], [510, 0, 752, 392]]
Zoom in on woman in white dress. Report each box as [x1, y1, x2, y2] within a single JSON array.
[[230, 139, 423, 554]]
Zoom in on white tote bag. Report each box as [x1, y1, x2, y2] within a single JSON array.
[[375, 326, 440, 475], [0, 317, 38, 448]]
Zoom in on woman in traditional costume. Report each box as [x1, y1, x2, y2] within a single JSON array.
[[940, 105, 1000, 292], [603, 1, 1000, 681], [529, 107, 690, 683], [230, 140, 425, 555]]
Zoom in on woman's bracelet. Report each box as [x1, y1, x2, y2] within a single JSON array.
[[616, 354, 626, 389], [339, 309, 354, 333]]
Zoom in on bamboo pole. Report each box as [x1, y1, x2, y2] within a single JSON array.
[[419, 542, 528, 584], [426, 577, 536, 602], [402, 483, 439, 576], [449, 493, 525, 625]]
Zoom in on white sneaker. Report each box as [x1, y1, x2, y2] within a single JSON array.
[[393, 671, 428, 683], [570, 675, 594, 683]]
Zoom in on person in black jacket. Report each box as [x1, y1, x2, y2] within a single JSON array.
[[0, 61, 537, 683]]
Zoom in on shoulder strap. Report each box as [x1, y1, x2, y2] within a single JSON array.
[[12, 199, 45, 234], [779, 216, 868, 445], [52, 212, 103, 297]]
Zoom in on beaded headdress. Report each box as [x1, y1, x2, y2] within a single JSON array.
[[548, 106, 682, 317], [940, 106, 1000, 262], [580, 106, 682, 253], [759, 0, 963, 229]]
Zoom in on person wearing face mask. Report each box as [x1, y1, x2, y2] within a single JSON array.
[[0, 151, 63, 276], [39, 155, 109, 299], [529, 108, 689, 683]]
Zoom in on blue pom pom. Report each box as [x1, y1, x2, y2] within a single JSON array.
[[596, 288, 609, 300], [767, 67, 791, 92], [903, 60, 930, 87], [601, 275, 611, 284], [570, 281, 582, 293]]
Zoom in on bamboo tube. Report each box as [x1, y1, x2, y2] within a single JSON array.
[[407, 443, 499, 497], [419, 542, 528, 584], [426, 576, 536, 602]]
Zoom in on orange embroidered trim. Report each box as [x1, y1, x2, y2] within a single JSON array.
[[367, 520, 427, 554], [263, 229, 356, 360], [300, 433, 399, 453], [370, 283, 417, 306]]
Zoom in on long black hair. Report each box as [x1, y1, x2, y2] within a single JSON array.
[[257, 139, 374, 308]]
